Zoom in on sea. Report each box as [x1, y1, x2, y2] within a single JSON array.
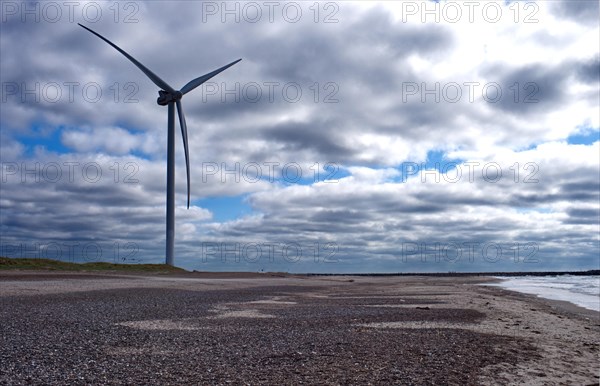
[[489, 275, 600, 312]]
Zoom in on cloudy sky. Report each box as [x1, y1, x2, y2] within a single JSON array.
[[1, 0, 598, 273]]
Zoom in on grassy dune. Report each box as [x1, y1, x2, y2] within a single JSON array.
[[0, 257, 186, 273]]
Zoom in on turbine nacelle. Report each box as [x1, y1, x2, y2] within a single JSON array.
[[157, 90, 183, 106]]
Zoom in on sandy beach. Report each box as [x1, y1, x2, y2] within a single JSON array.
[[1, 271, 598, 385]]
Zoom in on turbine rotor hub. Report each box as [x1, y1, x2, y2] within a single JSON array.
[[157, 90, 183, 106]]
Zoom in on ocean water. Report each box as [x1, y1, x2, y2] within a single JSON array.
[[490, 275, 600, 312]]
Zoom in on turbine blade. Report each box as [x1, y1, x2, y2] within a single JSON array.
[[180, 58, 242, 95], [78, 23, 175, 93], [176, 100, 191, 209]]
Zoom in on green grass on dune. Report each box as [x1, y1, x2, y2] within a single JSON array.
[[0, 257, 186, 272]]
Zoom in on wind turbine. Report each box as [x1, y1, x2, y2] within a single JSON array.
[[79, 24, 241, 266]]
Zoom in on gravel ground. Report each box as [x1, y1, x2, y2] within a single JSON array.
[[0, 273, 597, 385]]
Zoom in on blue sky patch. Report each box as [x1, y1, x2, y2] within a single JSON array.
[[13, 123, 71, 155], [197, 195, 253, 222], [567, 128, 600, 145]]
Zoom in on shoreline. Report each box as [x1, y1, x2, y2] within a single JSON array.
[[1, 272, 598, 384], [480, 281, 600, 321], [485, 275, 600, 313]]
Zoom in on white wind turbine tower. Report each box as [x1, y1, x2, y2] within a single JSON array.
[[79, 24, 241, 266]]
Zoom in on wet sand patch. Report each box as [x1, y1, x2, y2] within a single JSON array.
[[115, 319, 206, 331]]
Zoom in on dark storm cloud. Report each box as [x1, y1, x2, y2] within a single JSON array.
[[576, 56, 600, 84], [507, 181, 600, 205], [481, 63, 567, 115], [549, 0, 600, 25], [310, 209, 371, 224], [562, 181, 600, 192], [563, 207, 600, 225], [262, 119, 352, 158], [255, 6, 452, 86]]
